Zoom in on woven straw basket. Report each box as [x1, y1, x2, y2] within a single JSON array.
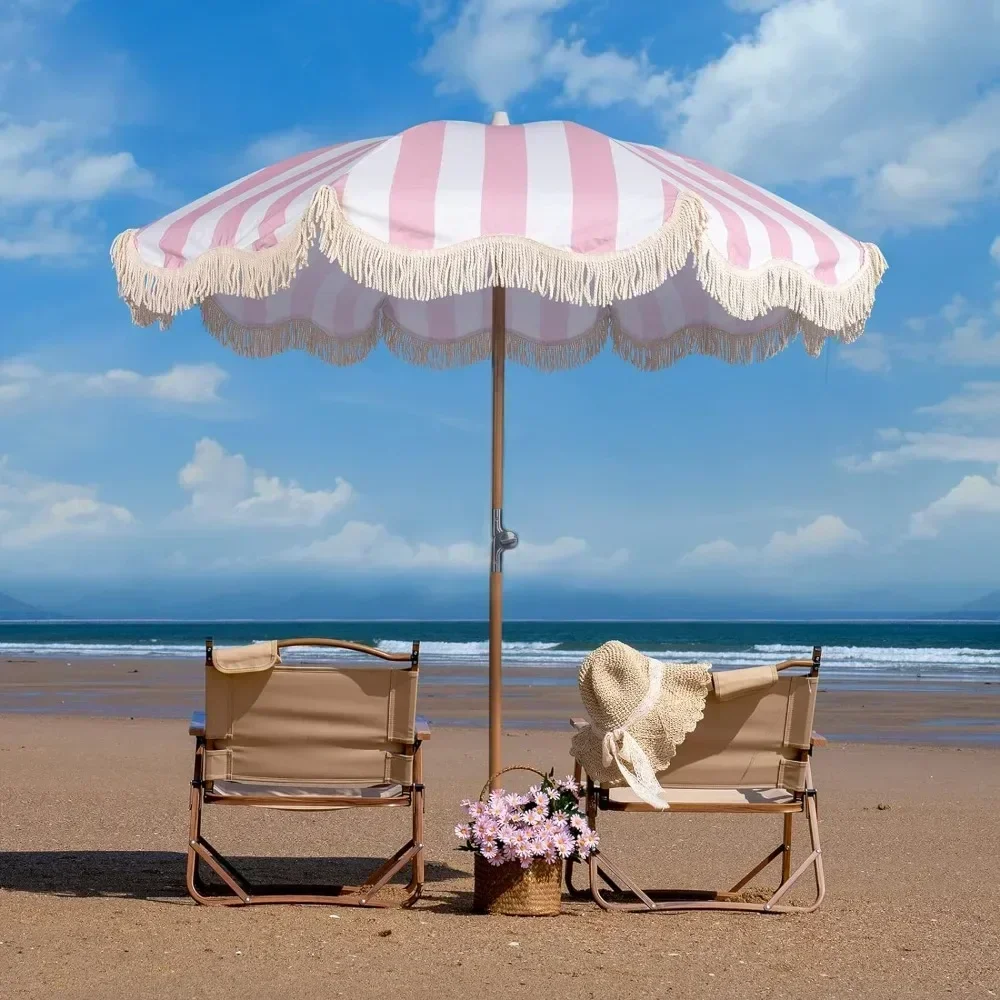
[[471, 767, 563, 917]]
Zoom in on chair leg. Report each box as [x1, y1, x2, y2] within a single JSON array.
[[185, 755, 425, 908], [782, 812, 793, 883], [575, 789, 825, 913]]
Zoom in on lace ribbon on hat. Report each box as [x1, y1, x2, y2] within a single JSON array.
[[596, 657, 671, 809]]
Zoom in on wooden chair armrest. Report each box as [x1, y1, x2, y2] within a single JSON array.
[[570, 717, 587, 731], [811, 731, 828, 747], [415, 716, 431, 741], [189, 710, 206, 738]]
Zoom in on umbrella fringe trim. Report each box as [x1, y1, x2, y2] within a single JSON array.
[[695, 236, 887, 331], [113, 184, 885, 334], [200, 298, 851, 372]]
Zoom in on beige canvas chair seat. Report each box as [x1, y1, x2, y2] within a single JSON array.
[[606, 785, 796, 808], [206, 780, 405, 807], [186, 636, 428, 908], [568, 647, 826, 914]]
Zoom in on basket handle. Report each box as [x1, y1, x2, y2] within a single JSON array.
[[479, 765, 550, 802]]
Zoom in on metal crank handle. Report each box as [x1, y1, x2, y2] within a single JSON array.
[[491, 508, 519, 572]]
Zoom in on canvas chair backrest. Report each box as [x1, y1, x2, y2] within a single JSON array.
[[202, 640, 420, 789], [659, 669, 818, 793]]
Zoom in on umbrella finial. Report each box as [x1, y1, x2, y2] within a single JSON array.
[[491, 110, 510, 126]]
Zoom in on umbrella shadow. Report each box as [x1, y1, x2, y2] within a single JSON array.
[[0, 851, 466, 904]]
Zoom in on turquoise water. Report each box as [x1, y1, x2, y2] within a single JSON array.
[[2, 619, 999, 683]]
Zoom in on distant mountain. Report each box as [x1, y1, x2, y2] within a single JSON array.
[[940, 590, 1000, 620], [0, 591, 61, 620]]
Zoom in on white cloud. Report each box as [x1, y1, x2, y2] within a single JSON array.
[[0, 456, 134, 549], [909, 467, 1000, 539], [0, 361, 227, 408], [668, 0, 1000, 228], [421, 1, 1000, 228], [542, 39, 679, 109], [679, 514, 864, 567], [420, 1, 675, 113], [172, 439, 354, 528], [245, 127, 323, 169], [991, 236, 1000, 267], [939, 314, 1000, 366], [838, 332, 891, 373], [422, 0, 569, 108], [918, 382, 1000, 421], [0, 3, 152, 259], [284, 520, 483, 569], [0, 208, 86, 259], [282, 520, 598, 573], [843, 431, 1000, 472]]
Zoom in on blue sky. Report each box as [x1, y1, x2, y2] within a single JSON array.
[[1, 0, 999, 614]]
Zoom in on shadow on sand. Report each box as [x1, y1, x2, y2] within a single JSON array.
[[0, 851, 467, 904]]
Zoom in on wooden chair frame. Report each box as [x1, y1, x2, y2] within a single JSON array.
[[565, 648, 827, 914], [186, 637, 429, 908]]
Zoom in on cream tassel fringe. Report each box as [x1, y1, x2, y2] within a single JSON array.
[[200, 296, 857, 373], [111, 185, 706, 320], [113, 182, 886, 365]]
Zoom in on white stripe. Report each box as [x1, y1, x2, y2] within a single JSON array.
[[610, 140, 668, 252], [434, 122, 486, 248], [180, 143, 376, 260], [524, 122, 573, 251], [734, 173, 862, 282], [313, 267, 346, 334], [340, 134, 403, 244], [641, 149, 776, 271], [265, 142, 379, 247]]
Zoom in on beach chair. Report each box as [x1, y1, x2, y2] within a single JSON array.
[[567, 647, 826, 913], [186, 637, 429, 907]]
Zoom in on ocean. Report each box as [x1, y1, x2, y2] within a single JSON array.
[[2, 619, 999, 685]]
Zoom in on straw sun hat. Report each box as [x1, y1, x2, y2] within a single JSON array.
[[570, 641, 711, 808]]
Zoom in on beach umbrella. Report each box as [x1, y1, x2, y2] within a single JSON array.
[[110, 112, 886, 783]]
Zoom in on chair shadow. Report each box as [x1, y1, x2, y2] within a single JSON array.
[[0, 851, 466, 903]]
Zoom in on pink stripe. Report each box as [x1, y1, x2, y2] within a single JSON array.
[[208, 143, 376, 252], [332, 279, 364, 332], [156, 145, 336, 264], [631, 145, 751, 268], [289, 259, 329, 321], [637, 290, 664, 341], [680, 154, 848, 283], [656, 149, 793, 265], [661, 179, 679, 223], [565, 123, 618, 253], [537, 295, 570, 345], [481, 124, 528, 236], [251, 142, 381, 250], [426, 296, 456, 343], [243, 296, 268, 326], [389, 122, 447, 249]]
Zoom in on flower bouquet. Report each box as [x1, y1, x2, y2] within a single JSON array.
[[455, 767, 599, 916]]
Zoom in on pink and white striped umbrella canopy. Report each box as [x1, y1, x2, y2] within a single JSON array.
[[112, 119, 886, 370]]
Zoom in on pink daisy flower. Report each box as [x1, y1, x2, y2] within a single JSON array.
[[454, 823, 471, 840], [524, 806, 546, 827], [551, 830, 575, 859], [569, 814, 587, 831]]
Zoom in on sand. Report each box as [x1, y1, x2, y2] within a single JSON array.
[[3, 656, 1000, 744], [2, 711, 999, 999]]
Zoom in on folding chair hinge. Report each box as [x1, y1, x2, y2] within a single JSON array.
[[411, 782, 425, 792], [805, 788, 818, 800]]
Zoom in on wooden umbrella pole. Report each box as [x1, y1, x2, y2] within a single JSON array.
[[488, 284, 516, 788]]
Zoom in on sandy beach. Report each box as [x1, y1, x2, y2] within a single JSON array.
[[0, 658, 998, 998], [3, 655, 1000, 744]]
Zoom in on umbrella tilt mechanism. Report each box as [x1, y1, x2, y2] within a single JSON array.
[[491, 508, 518, 573]]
